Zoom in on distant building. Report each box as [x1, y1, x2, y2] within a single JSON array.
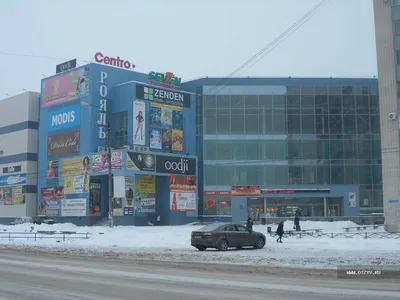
[[0, 92, 40, 218]]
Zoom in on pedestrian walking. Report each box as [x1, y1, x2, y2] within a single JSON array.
[[276, 221, 284, 243], [246, 217, 253, 231]]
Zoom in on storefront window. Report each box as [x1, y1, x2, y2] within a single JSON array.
[[203, 191, 232, 216]]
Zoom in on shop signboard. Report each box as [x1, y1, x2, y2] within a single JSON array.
[[148, 71, 181, 89], [47, 103, 81, 132], [56, 58, 77, 74], [0, 174, 27, 187], [231, 186, 260, 197], [47, 131, 80, 156], [136, 84, 190, 108], [155, 155, 196, 176], [2, 165, 22, 174], [126, 152, 155, 172], [61, 198, 87, 216]]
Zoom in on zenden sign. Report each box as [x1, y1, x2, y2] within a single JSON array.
[[148, 72, 181, 89], [48, 104, 81, 132], [136, 84, 190, 108]]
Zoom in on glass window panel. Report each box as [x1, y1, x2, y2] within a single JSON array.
[[316, 140, 330, 159], [273, 114, 286, 133], [204, 165, 217, 186], [328, 86, 342, 95], [263, 141, 274, 159], [301, 85, 314, 95], [288, 115, 301, 134], [302, 140, 316, 159], [342, 95, 355, 114], [288, 140, 302, 159], [329, 115, 343, 134], [287, 95, 301, 114], [217, 165, 233, 186], [362, 86, 369, 95], [330, 165, 344, 184], [262, 166, 275, 185], [216, 95, 230, 109], [245, 114, 259, 134], [357, 115, 370, 134], [342, 86, 354, 95], [359, 139, 371, 159], [302, 166, 316, 184], [204, 108, 217, 116], [344, 165, 358, 184], [289, 166, 302, 184], [355, 86, 363, 95], [370, 115, 380, 134], [343, 115, 357, 134], [329, 139, 344, 159], [273, 95, 286, 115], [231, 95, 245, 109], [246, 166, 261, 185], [259, 95, 273, 109], [356, 96, 369, 114], [203, 141, 217, 160], [273, 141, 287, 160], [315, 114, 329, 135], [246, 142, 261, 160], [372, 190, 383, 208], [217, 114, 230, 134], [204, 114, 217, 134], [315, 95, 328, 114], [358, 165, 373, 185], [301, 95, 315, 114], [230, 114, 244, 134], [245, 95, 259, 113], [258, 109, 273, 134], [371, 138, 381, 160], [369, 96, 379, 114], [216, 141, 234, 160], [315, 86, 328, 95], [317, 165, 330, 184], [343, 139, 359, 159], [329, 96, 342, 114], [287, 86, 300, 95], [204, 95, 216, 109], [234, 142, 246, 160], [233, 166, 247, 185], [370, 85, 378, 96], [372, 165, 382, 185], [275, 166, 288, 184]]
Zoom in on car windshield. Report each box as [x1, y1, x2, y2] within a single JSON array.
[[196, 224, 221, 232]]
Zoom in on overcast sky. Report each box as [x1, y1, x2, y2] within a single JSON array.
[[0, 0, 376, 99]]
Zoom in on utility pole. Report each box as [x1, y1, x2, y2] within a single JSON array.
[[107, 121, 114, 228]]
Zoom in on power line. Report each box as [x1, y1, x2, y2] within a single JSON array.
[[0, 51, 91, 64]]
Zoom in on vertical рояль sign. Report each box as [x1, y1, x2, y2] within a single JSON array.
[[98, 71, 108, 140]]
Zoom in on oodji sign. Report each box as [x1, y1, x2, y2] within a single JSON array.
[[48, 131, 80, 156], [155, 155, 196, 175]]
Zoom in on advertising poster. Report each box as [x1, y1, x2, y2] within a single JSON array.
[[134, 175, 156, 213], [48, 131, 80, 156], [62, 156, 90, 177], [231, 186, 260, 197], [172, 130, 183, 152], [89, 181, 101, 216], [124, 176, 135, 207], [47, 160, 59, 178], [112, 197, 123, 216], [203, 191, 231, 215], [0, 173, 27, 187], [172, 110, 183, 130], [149, 128, 162, 149], [40, 187, 64, 200], [169, 175, 196, 192], [162, 129, 172, 151], [169, 175, 196, 212], [64, 174, 89, 194], [161, 106, 173, 129], [0, 186, 25, 205], [349, 192, 356, 207], [41, 67, 90, 108], [133, 100, 146, 146], [150, 105, 161, 128], [91, 152, 123, 173], [38, 187, 64, 216], [2, 165, 22, 174], [47, 103, 81, 132], [126, 152, 155, 172], [61, 198, 87, 216]]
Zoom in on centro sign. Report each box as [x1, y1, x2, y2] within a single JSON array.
[[155, 155, 196, 175], [94, 52, 136, 70], [48, 104, 81, 132]]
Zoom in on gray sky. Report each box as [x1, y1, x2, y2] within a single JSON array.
[[0, 0, 376, 99]]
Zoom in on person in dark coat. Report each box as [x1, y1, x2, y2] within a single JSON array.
[[246, 218, 253, 231], [294, 214, 300, 231], [276, 221, 284, 243]]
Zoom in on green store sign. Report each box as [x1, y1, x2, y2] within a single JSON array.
[[148, 71, 181, 89]]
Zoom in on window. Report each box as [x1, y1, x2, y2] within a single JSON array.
[[357, 115, 370, 134], [263, 141, 274, 159], [301, 85, 314, 95], [246, 166, 261, 185], [394, 0, 400, 6], [288, 140, 302, 159], [302, 141, 316, 159], [216, 142, 234, 160], [370, 115, 380, 134], [234, 142, 246, 160], [204, 95, 216, 109], [204, 165, 217, 186], [329, 115, 343, 135], [273, 95, 286, 115], [343, 115, 357, 134], [246, 142, 261, 160], [113, 111, 128, 148], [369, 96, 379, 115], [330, 165, 344, 184], [216, 165, 234, 185], [204, 114, 217, 134], [245, 114, 259, 134], [203, 141, 216, 160], [262, 166, 275, 185], [356, 96, 369, 114], [342, 95, 355, 114], [273, 141, 287, 160], [231, 95, 245, 110], [287, 95, 300, 114], [258, 109, 273, 134], [315, 95, 328, 114], [273, 114, 286, 133], [342, 86, 354, 95], [302, 114, 315, 134], [216, 95, 230, 109], [245, 95, 259, 114], [236, 225, 250, 233], [329, 96, 342, 114], [397, 52, 400, 64], [287, 115, 301, 134], [217, 114, 230, 134], [275, 166, 288, 184], [230, 114, 245, 134], [301, 95, 314, 114], [345, 165, 358, 184], [395, 20, 400, 35], [329, 139, 344, 159]]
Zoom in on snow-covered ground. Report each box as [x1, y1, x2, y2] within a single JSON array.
[[0, 220, 399, 269]]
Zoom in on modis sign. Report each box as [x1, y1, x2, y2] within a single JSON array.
[[94, 52, 136, 70], [148, 71, 181, 89]]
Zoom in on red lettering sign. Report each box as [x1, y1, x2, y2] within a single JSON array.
[[94, 52, 136, 70]]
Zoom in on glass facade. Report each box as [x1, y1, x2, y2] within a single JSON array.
[[113, 111, 128, 148], [201, 84, 382, 212]]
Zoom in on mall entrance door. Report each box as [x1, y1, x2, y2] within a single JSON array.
[[247, 198, 264, 222]]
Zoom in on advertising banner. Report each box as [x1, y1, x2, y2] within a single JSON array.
[[91, 152, 123, 173], [0, 186, 25, 205], [38, 199, 61, 216], [170, 192, 196, 212], [172, 130, 183, 152], [134, 175, 156, 213], [40, 187, 64, 200], [162, 129, 172, 151], [41, 67, 90, 108], [89, 180, 101, 216], [48, 131, 80, 156], [112, 197, 123, 216], [231, 186, 260, 197], [126, 152, 155, 172], [203, 191, 231, 215], [61, 198, 87, 216], [2, 165, 22, 174], [47, 160, 59, 178], [149, 128, 162, 149], [64, 174, 89, 194], [155, 155, 196, 175], [136, 84, 190, 108], [124, 176, 135, 207], [62, 156, 90, 177], [169, 175, 196, 192], [349, 192, 356, 207], [0, 174, 27, 187], [56, 58, 77, 74], [47, 104, 81, 132], [133, 100, 146, 146], [148, 71, 181, 89]]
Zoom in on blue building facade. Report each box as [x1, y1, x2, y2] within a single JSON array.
[[183, 77, 382, 221], [38, 64, 197, 225]]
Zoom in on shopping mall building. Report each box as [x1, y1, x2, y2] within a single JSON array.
[[0, 56, 383, 224]]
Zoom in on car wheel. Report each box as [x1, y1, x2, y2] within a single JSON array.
[[197, 247, 207, 251], [217, 239, 229, 251], [254, 238, 265, 249]]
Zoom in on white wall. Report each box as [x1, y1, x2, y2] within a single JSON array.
[[0, 92, 39, 126], [0, 129, 38, 156], [0, 194, 36, 218]]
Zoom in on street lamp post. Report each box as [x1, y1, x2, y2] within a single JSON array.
[[81, 101, 114, 227]]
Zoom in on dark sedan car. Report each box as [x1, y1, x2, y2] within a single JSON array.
[[191, 223, 266, 251]]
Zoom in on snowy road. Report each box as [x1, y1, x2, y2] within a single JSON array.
[[0, 250, 399, 300]]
